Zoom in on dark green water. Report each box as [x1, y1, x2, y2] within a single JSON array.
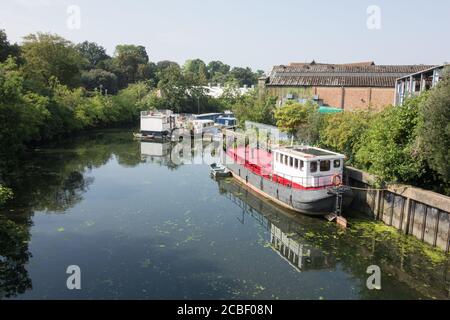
[[0, 131, 449, 300]]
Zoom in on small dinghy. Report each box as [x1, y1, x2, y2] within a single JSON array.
[[210, 163, 231, 178]]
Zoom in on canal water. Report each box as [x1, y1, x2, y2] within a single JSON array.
[[0, 131, 448, 300]]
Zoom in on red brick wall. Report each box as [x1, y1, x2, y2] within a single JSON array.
[[369, 88, 395, 112], [314, 87, 343, 108], [313, 86, 394, 111]]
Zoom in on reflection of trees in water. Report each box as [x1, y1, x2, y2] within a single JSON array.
[[0, 215, 32, 299], [0, 131, 143, 297], [1, 131, 143, 212]]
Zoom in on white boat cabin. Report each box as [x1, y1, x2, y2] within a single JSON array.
[[140, 110, 175, 136], [192, 119, 216, 135], [272, 146, 346, 188]]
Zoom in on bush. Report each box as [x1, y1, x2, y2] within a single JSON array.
[[355, 96, 427, 184], [417, 67, 450, 193], [0, 185, 13, 205], [320, 111, 372, 164]]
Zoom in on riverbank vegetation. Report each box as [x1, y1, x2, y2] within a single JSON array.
[[233, 69, 450, 195], [0, 29, 264, 203]]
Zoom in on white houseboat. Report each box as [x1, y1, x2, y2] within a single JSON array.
[[191, 119, 219, 136], [139, 110, 176, 139], [225, 145, 353, 216]]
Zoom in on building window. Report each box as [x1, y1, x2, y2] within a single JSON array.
[[310, 161, 317, 173], [320, 160, 331, 172], [334, 160, 341, 168]]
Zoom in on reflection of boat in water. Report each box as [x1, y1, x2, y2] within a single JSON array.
[[140, 141, 170, 158], [216, 178, 335, 272], [224, 141, 353, 216], [140, 141, 178, 168], [217, 178, 450, 299]]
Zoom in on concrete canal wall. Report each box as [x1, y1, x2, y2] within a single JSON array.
[[345, 166, 450, 253]]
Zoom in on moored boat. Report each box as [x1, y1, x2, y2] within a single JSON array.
[[210, 163, 232, 178], [224, 145, 353, 216]]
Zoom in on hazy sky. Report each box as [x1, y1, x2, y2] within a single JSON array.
[[1, 0, 449, 72]]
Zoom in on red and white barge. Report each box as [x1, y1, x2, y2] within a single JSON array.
[[225, 145, 353, 216]]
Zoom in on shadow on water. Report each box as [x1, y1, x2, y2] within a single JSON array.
[[0, 130, 448, 299]]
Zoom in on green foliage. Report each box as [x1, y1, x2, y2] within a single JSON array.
[[229, 67, 258, 87], [21, 33, 85, 93], [417, 67, 450, 193], [113, 44, 150, 88], [232, 90, 276, 125], [0, 58, 49, 155], [0, 29, 20, 62], [274, 101, 319, 137], [355, 96, 426, 184], [0, 185, 13, 205], [207, 61, 230, 84], [113, 82, 155, 119], [81, 69, 118, 94], [157, 64, 190, 113], [75, 41, 109, 70], [320, 111, 372, 164], [183, 59, 208, 85]]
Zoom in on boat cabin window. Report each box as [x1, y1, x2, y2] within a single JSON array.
[[289, 157, 293, 167], [334, 159, 341, 168], [300, 160, 304, 171], [280, 154, 283, 163], [284, 155, 288, 166], [310, 161, 318, 173], [294, 158, 299, 169], [320, 160, 331, 172], [276, 153, 279, 162]]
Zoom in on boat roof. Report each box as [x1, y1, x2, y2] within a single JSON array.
[[217, 116, 237, 120], [194, 113, 222, 117], [275, 146, 345, 159], [193, 119, 215, 123]]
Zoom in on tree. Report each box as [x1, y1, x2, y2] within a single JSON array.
[[21, 33, 84, 93], [417, 67, 450, 192], [0, 185, 13, 206], [320, 111, 372, 164], [274, 101, 318, 138], [232, 90, 276, 126], [157, 64, 190, 113], [0, 57, 50, 156], [183, 59, 208, 85], [113, 44, 150, 88], [81, 69, 118, 94], [207, 61, 230, 76], [75, 41, 109, 70], [355, 96, 426, 184], [207, 60, 230, 84], [0, 29, 20, 62], [229, 67, 257, 87]]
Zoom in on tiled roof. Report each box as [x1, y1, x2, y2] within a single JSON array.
[[267, 62, 436, 87]]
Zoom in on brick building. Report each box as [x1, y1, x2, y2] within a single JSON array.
[[259, 61, 435, 111]]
